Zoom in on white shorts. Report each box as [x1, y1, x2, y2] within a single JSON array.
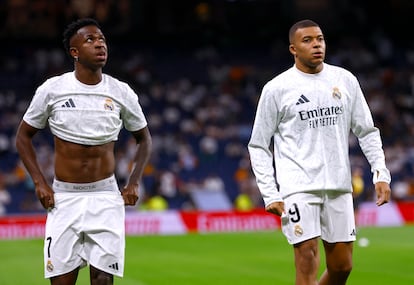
[[280, 191, 356, 245], [44, 175, 125, 278]]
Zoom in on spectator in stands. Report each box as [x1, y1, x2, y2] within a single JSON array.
[[351, 166, 365, 224], [0, 174, 11, 215]]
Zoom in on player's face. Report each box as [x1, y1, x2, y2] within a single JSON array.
[[70, 25, 108, 70], [289, 26, 325, 73]]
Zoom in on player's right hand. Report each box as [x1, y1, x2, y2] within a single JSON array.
[[35, 183, 55, 210], [265, 201, 285, 216]]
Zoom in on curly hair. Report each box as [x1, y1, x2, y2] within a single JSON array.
[[62, 18, 101, 56]]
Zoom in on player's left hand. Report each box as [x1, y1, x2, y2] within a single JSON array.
[[122, 184, 139, 206], [375, 181, 391, 206]]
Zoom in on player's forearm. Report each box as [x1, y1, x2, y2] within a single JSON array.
[[358, 129, 390, 182], [248, 142, 281, 205], [126, 135, 152, 186], [16, 135, 48, 186]]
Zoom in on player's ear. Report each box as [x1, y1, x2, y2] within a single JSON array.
[[69, 47, 78, 60], [289, 44, 296, 56]]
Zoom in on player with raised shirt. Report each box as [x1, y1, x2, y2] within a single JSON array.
[[15, 18, 152, 285]]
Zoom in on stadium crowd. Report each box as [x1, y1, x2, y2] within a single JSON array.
[[0, 0, 413, 214]]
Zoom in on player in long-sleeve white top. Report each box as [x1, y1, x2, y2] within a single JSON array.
[[248, 19, 391, 285]]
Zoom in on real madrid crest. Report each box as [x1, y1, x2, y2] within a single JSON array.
[[332, 87, 342, 99], [294, 224, 303, 237], [47, 260, 54, 272], [104, 98, 114, 111]]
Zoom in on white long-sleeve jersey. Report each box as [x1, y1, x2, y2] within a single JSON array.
[[248, 63, 391, 207]]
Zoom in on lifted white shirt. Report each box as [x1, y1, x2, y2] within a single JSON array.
[[23, 72, 147, 145]]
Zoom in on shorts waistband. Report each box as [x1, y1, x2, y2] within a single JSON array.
[[53, 175, 118, 192]]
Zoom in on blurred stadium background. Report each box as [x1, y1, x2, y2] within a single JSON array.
[[0, 0, 413, 217]]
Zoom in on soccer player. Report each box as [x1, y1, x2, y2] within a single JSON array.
[[248, 19, 391, 285], [15, 18, 152, 285]]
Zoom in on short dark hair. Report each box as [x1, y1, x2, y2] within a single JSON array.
[[62, 18, 101, 55], [288, 19, 319, 44]]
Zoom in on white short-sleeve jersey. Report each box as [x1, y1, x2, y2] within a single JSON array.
[[23, 72, 147, 145]]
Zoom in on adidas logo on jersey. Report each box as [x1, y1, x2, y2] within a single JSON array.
[[108, 262, 119, 271], [296, 94, 310, 105], [61, 98, 76, 108], [350, 229, 356, 236]]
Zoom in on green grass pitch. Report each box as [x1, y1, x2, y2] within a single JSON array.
[[0, 225, 413, 284]]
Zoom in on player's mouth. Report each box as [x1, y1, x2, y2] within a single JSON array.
[[312, 52, 324, 59], [96, 52, 107, 60]]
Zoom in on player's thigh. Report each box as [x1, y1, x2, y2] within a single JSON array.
[[322, 241, 353, 270], [50, 268, 80, 285], [293, 237, 320, 279], [294, 237, 320, 259], [90, 265, 114, 284]]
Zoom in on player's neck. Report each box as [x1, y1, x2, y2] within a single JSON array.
[[74, 67, 102, 85], [295, 61, 323, 74]]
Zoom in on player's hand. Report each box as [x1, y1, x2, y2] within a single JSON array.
[[265, 201, 285, 216], [122, 184, 139, 206], [375, 181, 391, 206], [35, 183, 55, 210]]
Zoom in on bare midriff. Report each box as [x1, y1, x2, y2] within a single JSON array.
[[54, 136, 116, 183]]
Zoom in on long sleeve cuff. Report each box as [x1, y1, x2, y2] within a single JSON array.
[[372, 168, 391, 184]]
